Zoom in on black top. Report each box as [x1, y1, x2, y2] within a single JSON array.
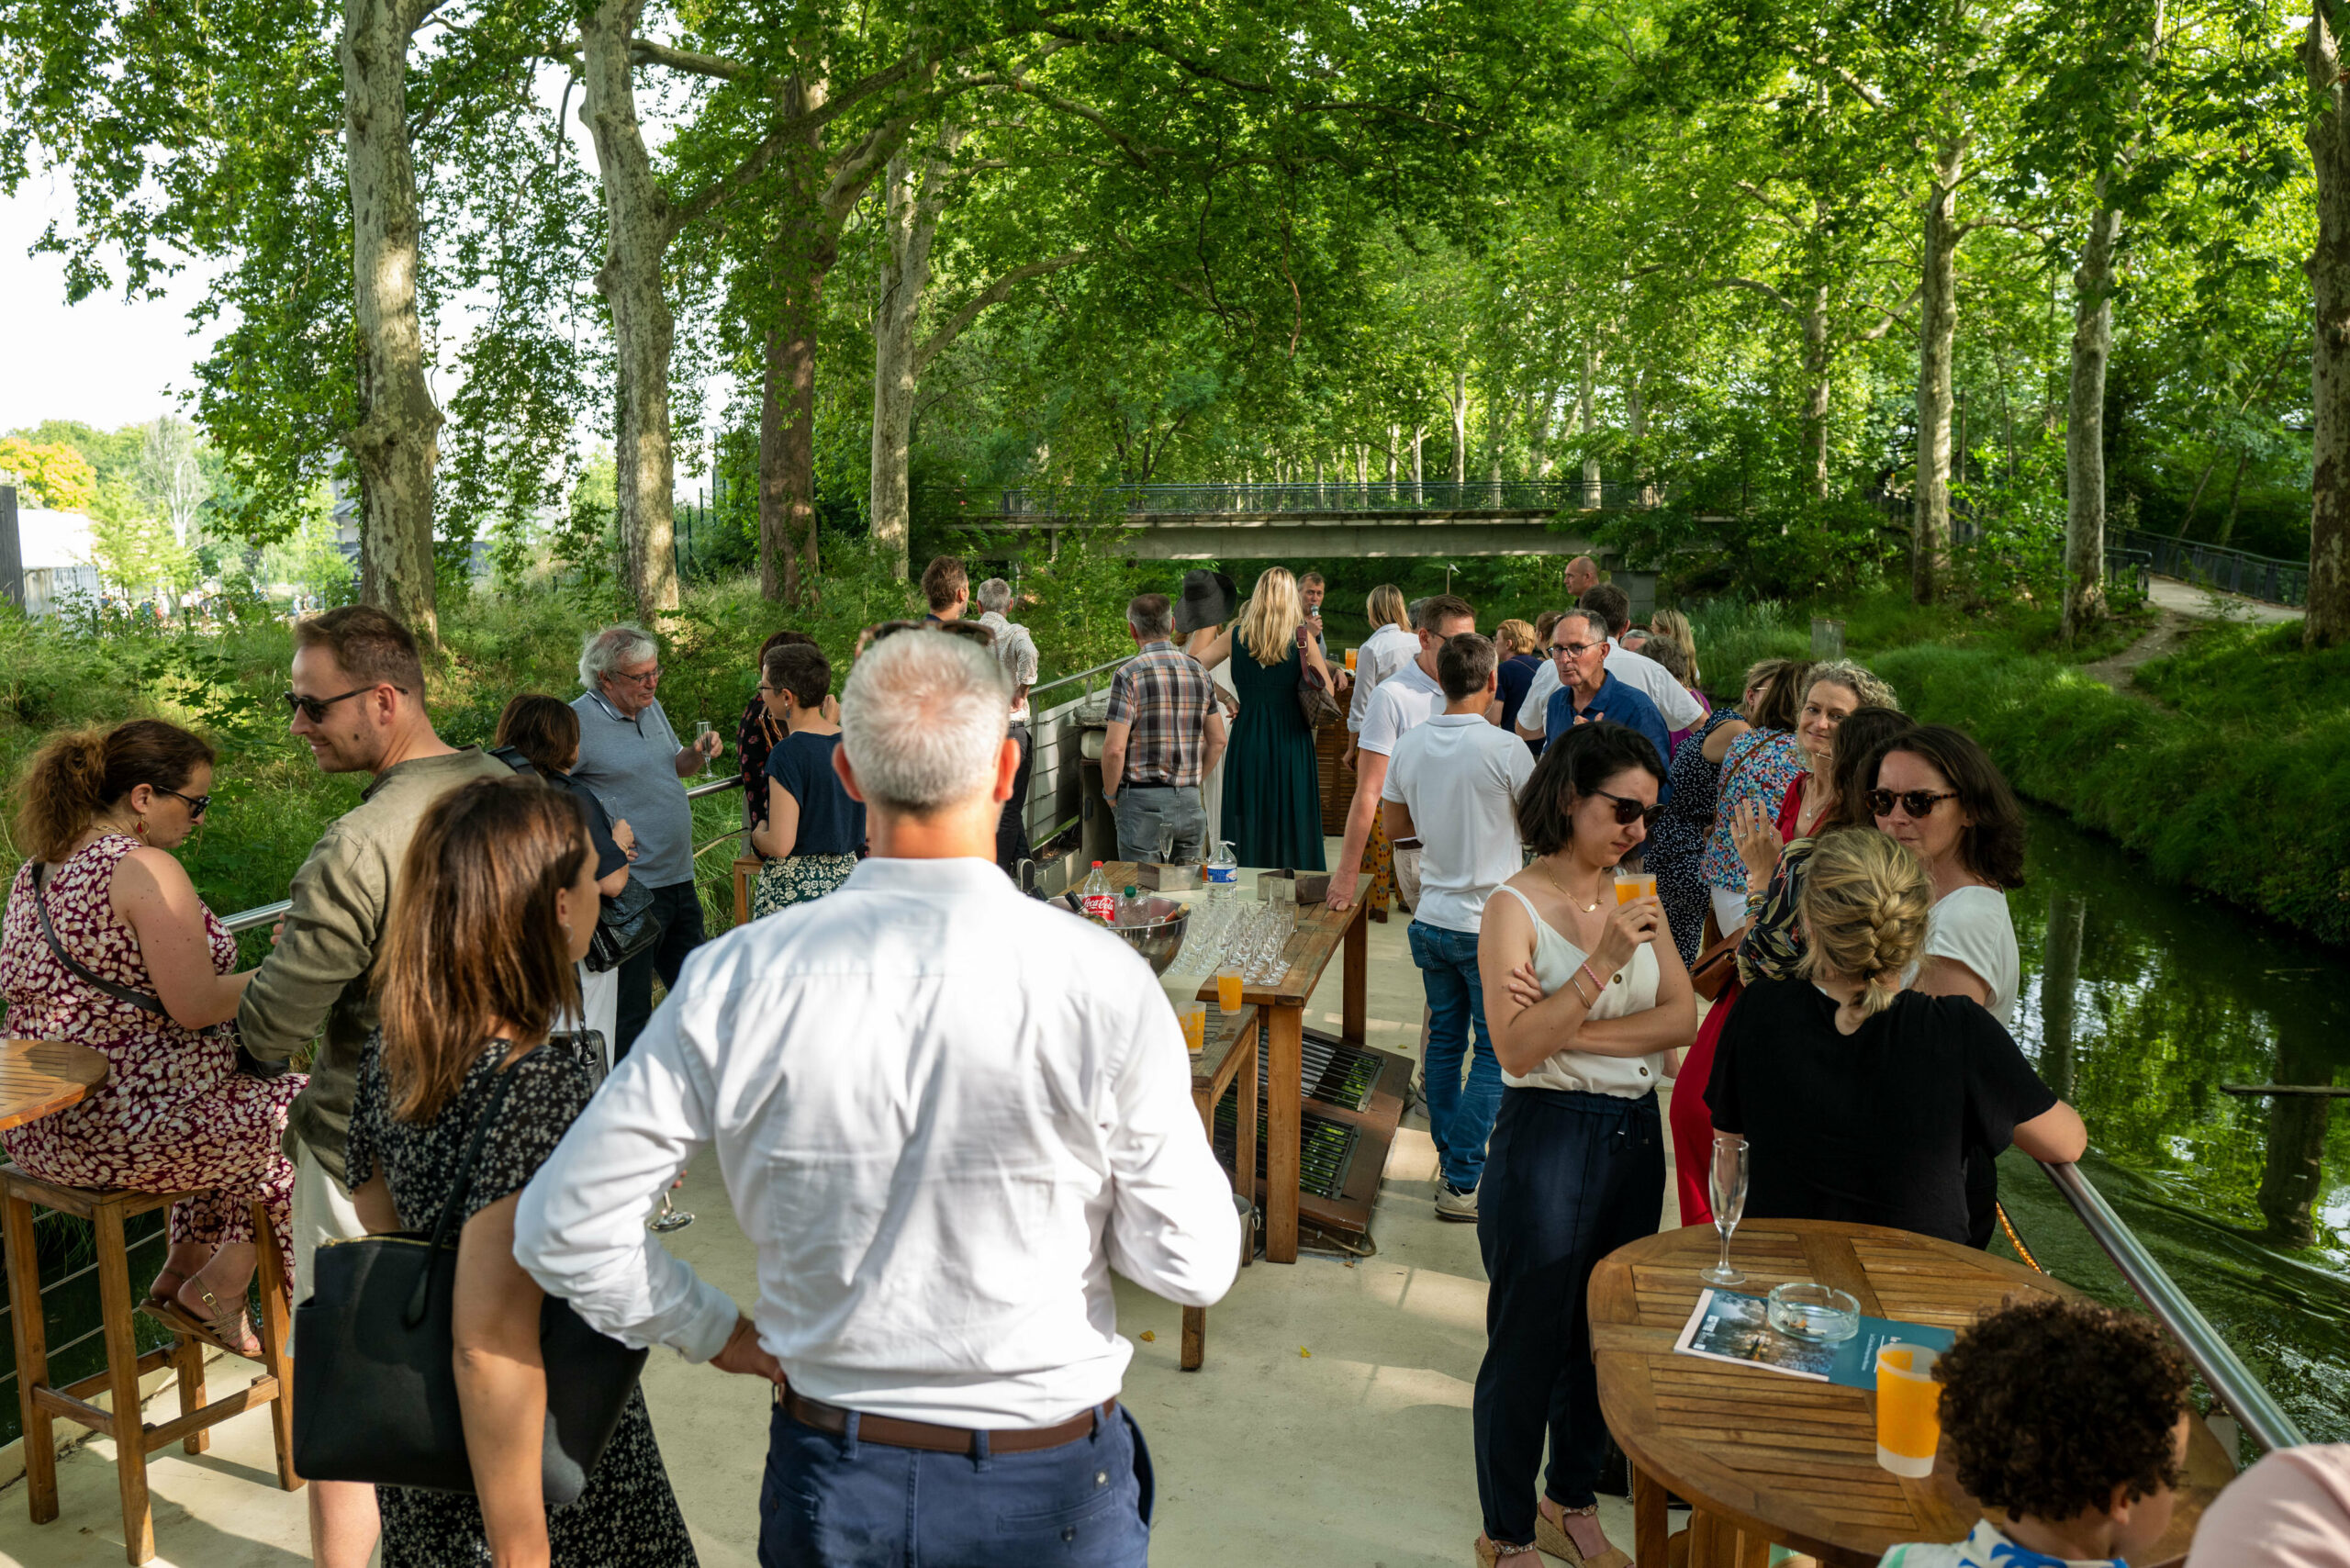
[[543, 766, 629, 880], [1496, 653, 1545, 745], [765, 730, 865, 857], [1704, 980, 2059, 1247]]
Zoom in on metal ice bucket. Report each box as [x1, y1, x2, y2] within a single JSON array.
[[1096, 894, 1193, 976]]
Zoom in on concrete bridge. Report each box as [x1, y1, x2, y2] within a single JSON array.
[[946, 478, 1668, 560]]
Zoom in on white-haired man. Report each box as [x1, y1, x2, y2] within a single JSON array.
[[570, 623, 723, 1053], [516, 630, 1239, 1568], [973, 576, 1039, 876]]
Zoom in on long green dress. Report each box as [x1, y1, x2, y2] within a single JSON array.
[[1220, 636, 1326, 870]]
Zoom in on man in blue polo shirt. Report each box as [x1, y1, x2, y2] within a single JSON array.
[[1542, 609, 1673, 800]]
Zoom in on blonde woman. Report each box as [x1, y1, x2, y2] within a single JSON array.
[[1346, 583, 1419, 739], [1703, 829, 2083, 1246], [1192, 566, 1334, 868], [1647, 608, 1700, 687]]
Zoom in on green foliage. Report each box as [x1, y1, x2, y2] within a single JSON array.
[[1871, 641, 2350, 947]]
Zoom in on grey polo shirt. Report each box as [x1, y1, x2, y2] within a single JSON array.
[[570, 689, 694, 888]]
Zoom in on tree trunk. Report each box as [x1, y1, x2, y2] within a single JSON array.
[[1578, 343, 1601, 508], [761, 82, 835, 606], [868, 146, 940, 581], [1800, 290, 1831, 499], [2304, 8, 2350, 647], [2063, 191, 2122, 640], [1911, 131, 1965, 604], [340, 0, 440, 639], [1411, 427, 1425, 497], [578, 0, 679, 622], [2216, 447, 2252, 546], [1450, 367, 1468, 483]]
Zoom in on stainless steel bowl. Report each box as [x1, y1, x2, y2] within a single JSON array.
[[1106, 895, 1192, 976]]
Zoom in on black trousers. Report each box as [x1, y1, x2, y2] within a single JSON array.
[[995, 720, 1035, 880], [1473, 1087, 1662, 1545], [615, 879, 707, 1057]]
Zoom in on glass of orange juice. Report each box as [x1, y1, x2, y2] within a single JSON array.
[[1874, 1343, 1942, 1477], [1215, 966, 1245, 1014], [1344, 646, 1358, 671], [1180, 1002, 1207, 1055], [1612, 861, 1658, 904]]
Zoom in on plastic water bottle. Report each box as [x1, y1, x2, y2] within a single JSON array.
[[1121, 885, 1143, 924], [1080, 861, 1116, 922], [1204, 841, 1238, 902]]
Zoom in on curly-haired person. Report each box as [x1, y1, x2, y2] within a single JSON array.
[[1881, 1296, 2194, 1568]]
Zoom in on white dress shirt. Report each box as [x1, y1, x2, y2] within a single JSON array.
[[1382, 713, 1535, 933], [1348, 622, 1421, 733], [1517, 640, 1705, 735], [512, 856, 1240, 1428]]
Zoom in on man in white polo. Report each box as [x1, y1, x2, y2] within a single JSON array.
[[1330, 592, 1476, 913], [1381, 633, 1533, 1221], [517, 629, 1238, 1568]]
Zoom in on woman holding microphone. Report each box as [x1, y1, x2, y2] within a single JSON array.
[[1471, 723, 1698, 1568]]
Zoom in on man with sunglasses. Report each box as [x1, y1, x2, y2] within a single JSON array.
[[236, 604, 510, 1568], [1537, 610, 1675, 803], [571, 623, 725, 1057]]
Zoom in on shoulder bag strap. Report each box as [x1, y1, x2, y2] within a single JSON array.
[[401, 1059, 520, 1327], [30, 862, 169, 1015]]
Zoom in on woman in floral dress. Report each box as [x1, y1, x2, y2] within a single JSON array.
[[0, 720, 304, 1353]]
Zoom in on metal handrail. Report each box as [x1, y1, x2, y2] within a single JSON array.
[[989, 478, 1659, 518], [217, 773, 755, 934], [1029, 655, 1135, 701], [2039, 1160, 2305, 1453]]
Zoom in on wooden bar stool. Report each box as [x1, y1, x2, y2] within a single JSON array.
[[1, 1167, 299, 1565]]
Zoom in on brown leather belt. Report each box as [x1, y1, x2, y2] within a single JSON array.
[[780, 1389, 1115, 1455]]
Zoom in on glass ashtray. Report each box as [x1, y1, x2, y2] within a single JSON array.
[[1766, 1281, 1861, 1343]]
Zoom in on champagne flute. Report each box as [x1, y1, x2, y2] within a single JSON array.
[[1701, 1133, 1749, 1287], [647, 1182, 696, 1234]]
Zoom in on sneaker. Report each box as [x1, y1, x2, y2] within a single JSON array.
[[1435, 1181, 1479, 1222]]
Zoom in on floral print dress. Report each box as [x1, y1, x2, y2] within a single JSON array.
[[0, 835, 305, 1294], [346, 1033, 696, 1568]]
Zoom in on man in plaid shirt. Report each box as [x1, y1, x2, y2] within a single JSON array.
[[1102, 592, 1227, 864]]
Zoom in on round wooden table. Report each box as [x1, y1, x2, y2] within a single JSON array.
[[0, 1039, 107, 1129], [1589, 1219, 2238, 1568]]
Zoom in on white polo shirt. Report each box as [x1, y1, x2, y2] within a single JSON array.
[[1358, 657, 1447, 758], [1381, 712, 1535, 933]]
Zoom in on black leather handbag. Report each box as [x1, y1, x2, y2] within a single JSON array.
[[586, 876, 660, 974], [291, 1069, 648, 1502]]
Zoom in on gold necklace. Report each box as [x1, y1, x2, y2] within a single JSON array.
[[1539, 857, 1604, 913]]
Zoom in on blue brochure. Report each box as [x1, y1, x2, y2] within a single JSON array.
[[1671, 1288, 1958, 1389]]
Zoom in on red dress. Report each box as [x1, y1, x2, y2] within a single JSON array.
[[0, 836, 305, 1294], [1670, 774, 1807, 1225]]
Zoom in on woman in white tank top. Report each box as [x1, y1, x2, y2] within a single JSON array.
[[1467, 724, 1697, 1568]]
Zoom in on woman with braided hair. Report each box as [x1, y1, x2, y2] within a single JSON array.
[[1702, 829, 2084, 1246]]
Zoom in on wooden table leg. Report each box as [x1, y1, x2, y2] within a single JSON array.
[[1631, 1463, 1670, 1568], [1238, 1014, 1259, 1266], [1265, 1002, 1303, 1263], [1732, 1527, 1771, 1567], [1341, 898, 1367, 1045], [2, 1188, 60, 1525]]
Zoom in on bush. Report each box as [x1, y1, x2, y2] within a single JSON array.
[[1871, 644, 2350, 947]]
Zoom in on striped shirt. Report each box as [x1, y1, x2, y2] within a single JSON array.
[[1104, 641, 1217, 787]]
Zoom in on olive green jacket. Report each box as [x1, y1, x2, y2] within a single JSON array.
[[236, 746, 512, 1185]]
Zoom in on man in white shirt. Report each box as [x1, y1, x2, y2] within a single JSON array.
[[1515, 580, 1705, 745], [515, 629, 1239, 1568], [1382, 633, 1532, 1221], [1330, 592, 1476, 913]]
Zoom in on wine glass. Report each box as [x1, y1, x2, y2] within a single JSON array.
[[1701, 1133, 1749, 1287], [647, 1182, 696, 1234], [1157, 823, 1178, 864]]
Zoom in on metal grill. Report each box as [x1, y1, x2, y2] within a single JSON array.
[[1260, 1034, 1382, 1114], [1212, 1095, 1360, 1201]]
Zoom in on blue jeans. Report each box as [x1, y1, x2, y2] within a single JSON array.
[[1407, 919, 1505, 1192], [1113, 783, 1205, 866], [758, 1400, 1154, 1568]]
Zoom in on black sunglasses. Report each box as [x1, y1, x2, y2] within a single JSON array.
[[1591, 788, 1663, 827], [1867, 788, 1959, 819], [157, 787, 210, 817], [284, 685, 403, 722]]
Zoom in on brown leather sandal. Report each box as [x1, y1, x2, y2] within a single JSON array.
[[1536, 1504, 1632, 1568], [1475, 1537, 1540, 1566], [140, 1287, 260, 1359]]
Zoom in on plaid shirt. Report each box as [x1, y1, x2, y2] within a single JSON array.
[[1104, 641, 1216, 787]]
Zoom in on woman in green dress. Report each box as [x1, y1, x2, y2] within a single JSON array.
[[1195, 567, 1333, 870]]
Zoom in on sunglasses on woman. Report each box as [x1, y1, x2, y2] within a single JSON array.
[[1867, 788, 1959, 819], [1592, 788, 1663, 827]]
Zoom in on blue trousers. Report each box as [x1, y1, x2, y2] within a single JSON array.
[[1406, 919, 1505, 1191], [758, 1401, 1154, 1567], [1473, 1088, 1662, 1545]]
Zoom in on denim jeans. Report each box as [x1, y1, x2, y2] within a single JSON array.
[[1407, 919, 1505, 1192], [1113, 783, 1205, 866], [758, 1400, 1154, 1568]]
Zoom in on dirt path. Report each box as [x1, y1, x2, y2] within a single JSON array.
[[2082, 576, 2300, 696], [2081, 608, 2197, 695]]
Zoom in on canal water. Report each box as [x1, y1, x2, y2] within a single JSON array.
[[1995, 805, 2350, 1444]]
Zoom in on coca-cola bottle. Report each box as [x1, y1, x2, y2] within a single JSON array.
[[1080, 861, 1116, 922]]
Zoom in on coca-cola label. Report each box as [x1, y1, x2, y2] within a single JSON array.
[[1082, 891, 1116, 919]]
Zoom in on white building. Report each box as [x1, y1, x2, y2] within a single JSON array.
[[11, 504, 102, 617]]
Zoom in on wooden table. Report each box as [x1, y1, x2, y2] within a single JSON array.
[[1096, 862, 1367, 1264], [1181, 1002, 1260, 1371], [0, 1041, 106, 1130], [1589, 1220, 2237, 1568]]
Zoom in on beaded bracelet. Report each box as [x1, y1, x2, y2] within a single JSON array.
[[1579, 960, 1607, 998]]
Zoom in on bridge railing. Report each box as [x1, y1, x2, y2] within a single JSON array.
[[2116, 528, 2308, 609], [990, 478, 1668, 518]]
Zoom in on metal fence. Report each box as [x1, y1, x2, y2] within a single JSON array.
[[991, 478, 1662, 518], [2117, 528, 2309, 608]]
